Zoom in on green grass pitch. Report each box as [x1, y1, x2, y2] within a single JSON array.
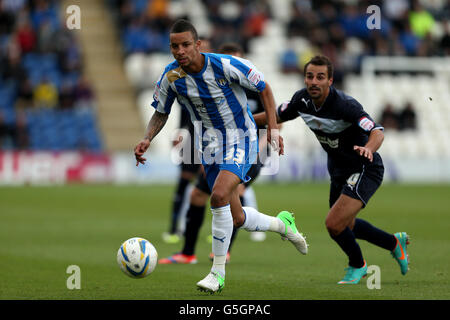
[[1, 183, 449, 300]]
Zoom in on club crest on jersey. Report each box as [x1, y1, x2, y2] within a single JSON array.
[[194, 103, 207, 114], [359, 117, 374, 131], [216, 78, 227, 88]]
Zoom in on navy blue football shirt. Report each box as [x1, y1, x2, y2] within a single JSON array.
[[277, 86, 384, 176]]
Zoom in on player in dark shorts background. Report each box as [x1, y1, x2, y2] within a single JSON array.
[[162, 108, 201, 244], [253, 55, 410, 284], [159, 42, 269, 264]]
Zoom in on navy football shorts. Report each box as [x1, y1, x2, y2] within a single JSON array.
[[329, 163, 384, 208], [180, 162, 201, 174]]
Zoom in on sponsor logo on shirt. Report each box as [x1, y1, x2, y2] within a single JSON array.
[[359, 117, 374, 131], [316, 134, 339, 148]]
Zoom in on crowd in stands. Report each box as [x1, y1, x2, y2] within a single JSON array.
[[109, 0, 173, 55], [0, 0, 102, 151], [201, 0, 272, 53], [282, 0, 450, 87], [111, 0, 448, 89], [107, 0, 446, 138], [109, 0, 273, 55]]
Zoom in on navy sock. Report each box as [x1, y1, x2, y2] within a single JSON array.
[[352, 218, 397, 251], [330, 227, 365, 268], [181, 204, 205, 255], [169, 177, 190, 233]]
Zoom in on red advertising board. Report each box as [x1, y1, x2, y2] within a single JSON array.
[[0, 151, 112, 185]]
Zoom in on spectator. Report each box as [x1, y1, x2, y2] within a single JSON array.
[[33, 78, 58, 108], [73, 76, 94, 110], [16, 76, 33, 109], [1, 43, 26, 85], [379, 103, 400, 130], [118, 0, 135, 29], [386, 26, 407, 56], [242, 1, 269, 38], [398, 102, 417, 130], [61, 40, 83, 74], [399, 21, 421, 55], [15, 16, 36, 53], [280, 44, 300, 74], [286, 0, 317, 39], [122, 14, 150, 54], [1, 0, 26, 13], [439, 20, 450, 56], [147, 0, 168, 20], [383, 0, 410, 31], [36, 19, 55, 53], [30, 0, 59, 31], [339, 4, 370, 39], [12, 109, 29, 149], [0, 111, 10, 148], [0, 0, 16, 36], [59, 81, 75, 109], [146, 0, 172, 37], [409, 0, 435, 39]]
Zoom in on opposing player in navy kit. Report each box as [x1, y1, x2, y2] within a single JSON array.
[[134, 19, 308, 293], [254, 55, 409, 284]]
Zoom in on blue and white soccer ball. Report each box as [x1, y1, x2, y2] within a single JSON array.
[[117, 237, 158, 278]]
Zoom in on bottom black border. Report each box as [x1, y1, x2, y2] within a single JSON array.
[[1, 300, 448, 318]]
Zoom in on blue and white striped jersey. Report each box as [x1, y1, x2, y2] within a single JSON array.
[[151, 53, 265, 148]]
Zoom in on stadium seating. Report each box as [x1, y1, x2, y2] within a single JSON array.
[[345, 71, 450, 159], [112, 0, 450, 165], [0, 0, 103, 152]]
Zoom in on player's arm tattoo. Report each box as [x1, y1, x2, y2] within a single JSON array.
[[144, 111, 169, 142]]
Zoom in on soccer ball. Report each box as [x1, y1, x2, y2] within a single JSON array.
[[117, 237, 158, 278]]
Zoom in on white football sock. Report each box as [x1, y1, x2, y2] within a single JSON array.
[[210, 205, 233, 277], [241, 206, 284, 234]]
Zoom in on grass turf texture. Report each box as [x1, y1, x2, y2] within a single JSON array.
[[1, 183, 449, 300]]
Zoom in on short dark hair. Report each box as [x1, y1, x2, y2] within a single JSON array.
[[304, 55, 333, 79], [218, 42, 244, 55], [170, 19, 198, 41]]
